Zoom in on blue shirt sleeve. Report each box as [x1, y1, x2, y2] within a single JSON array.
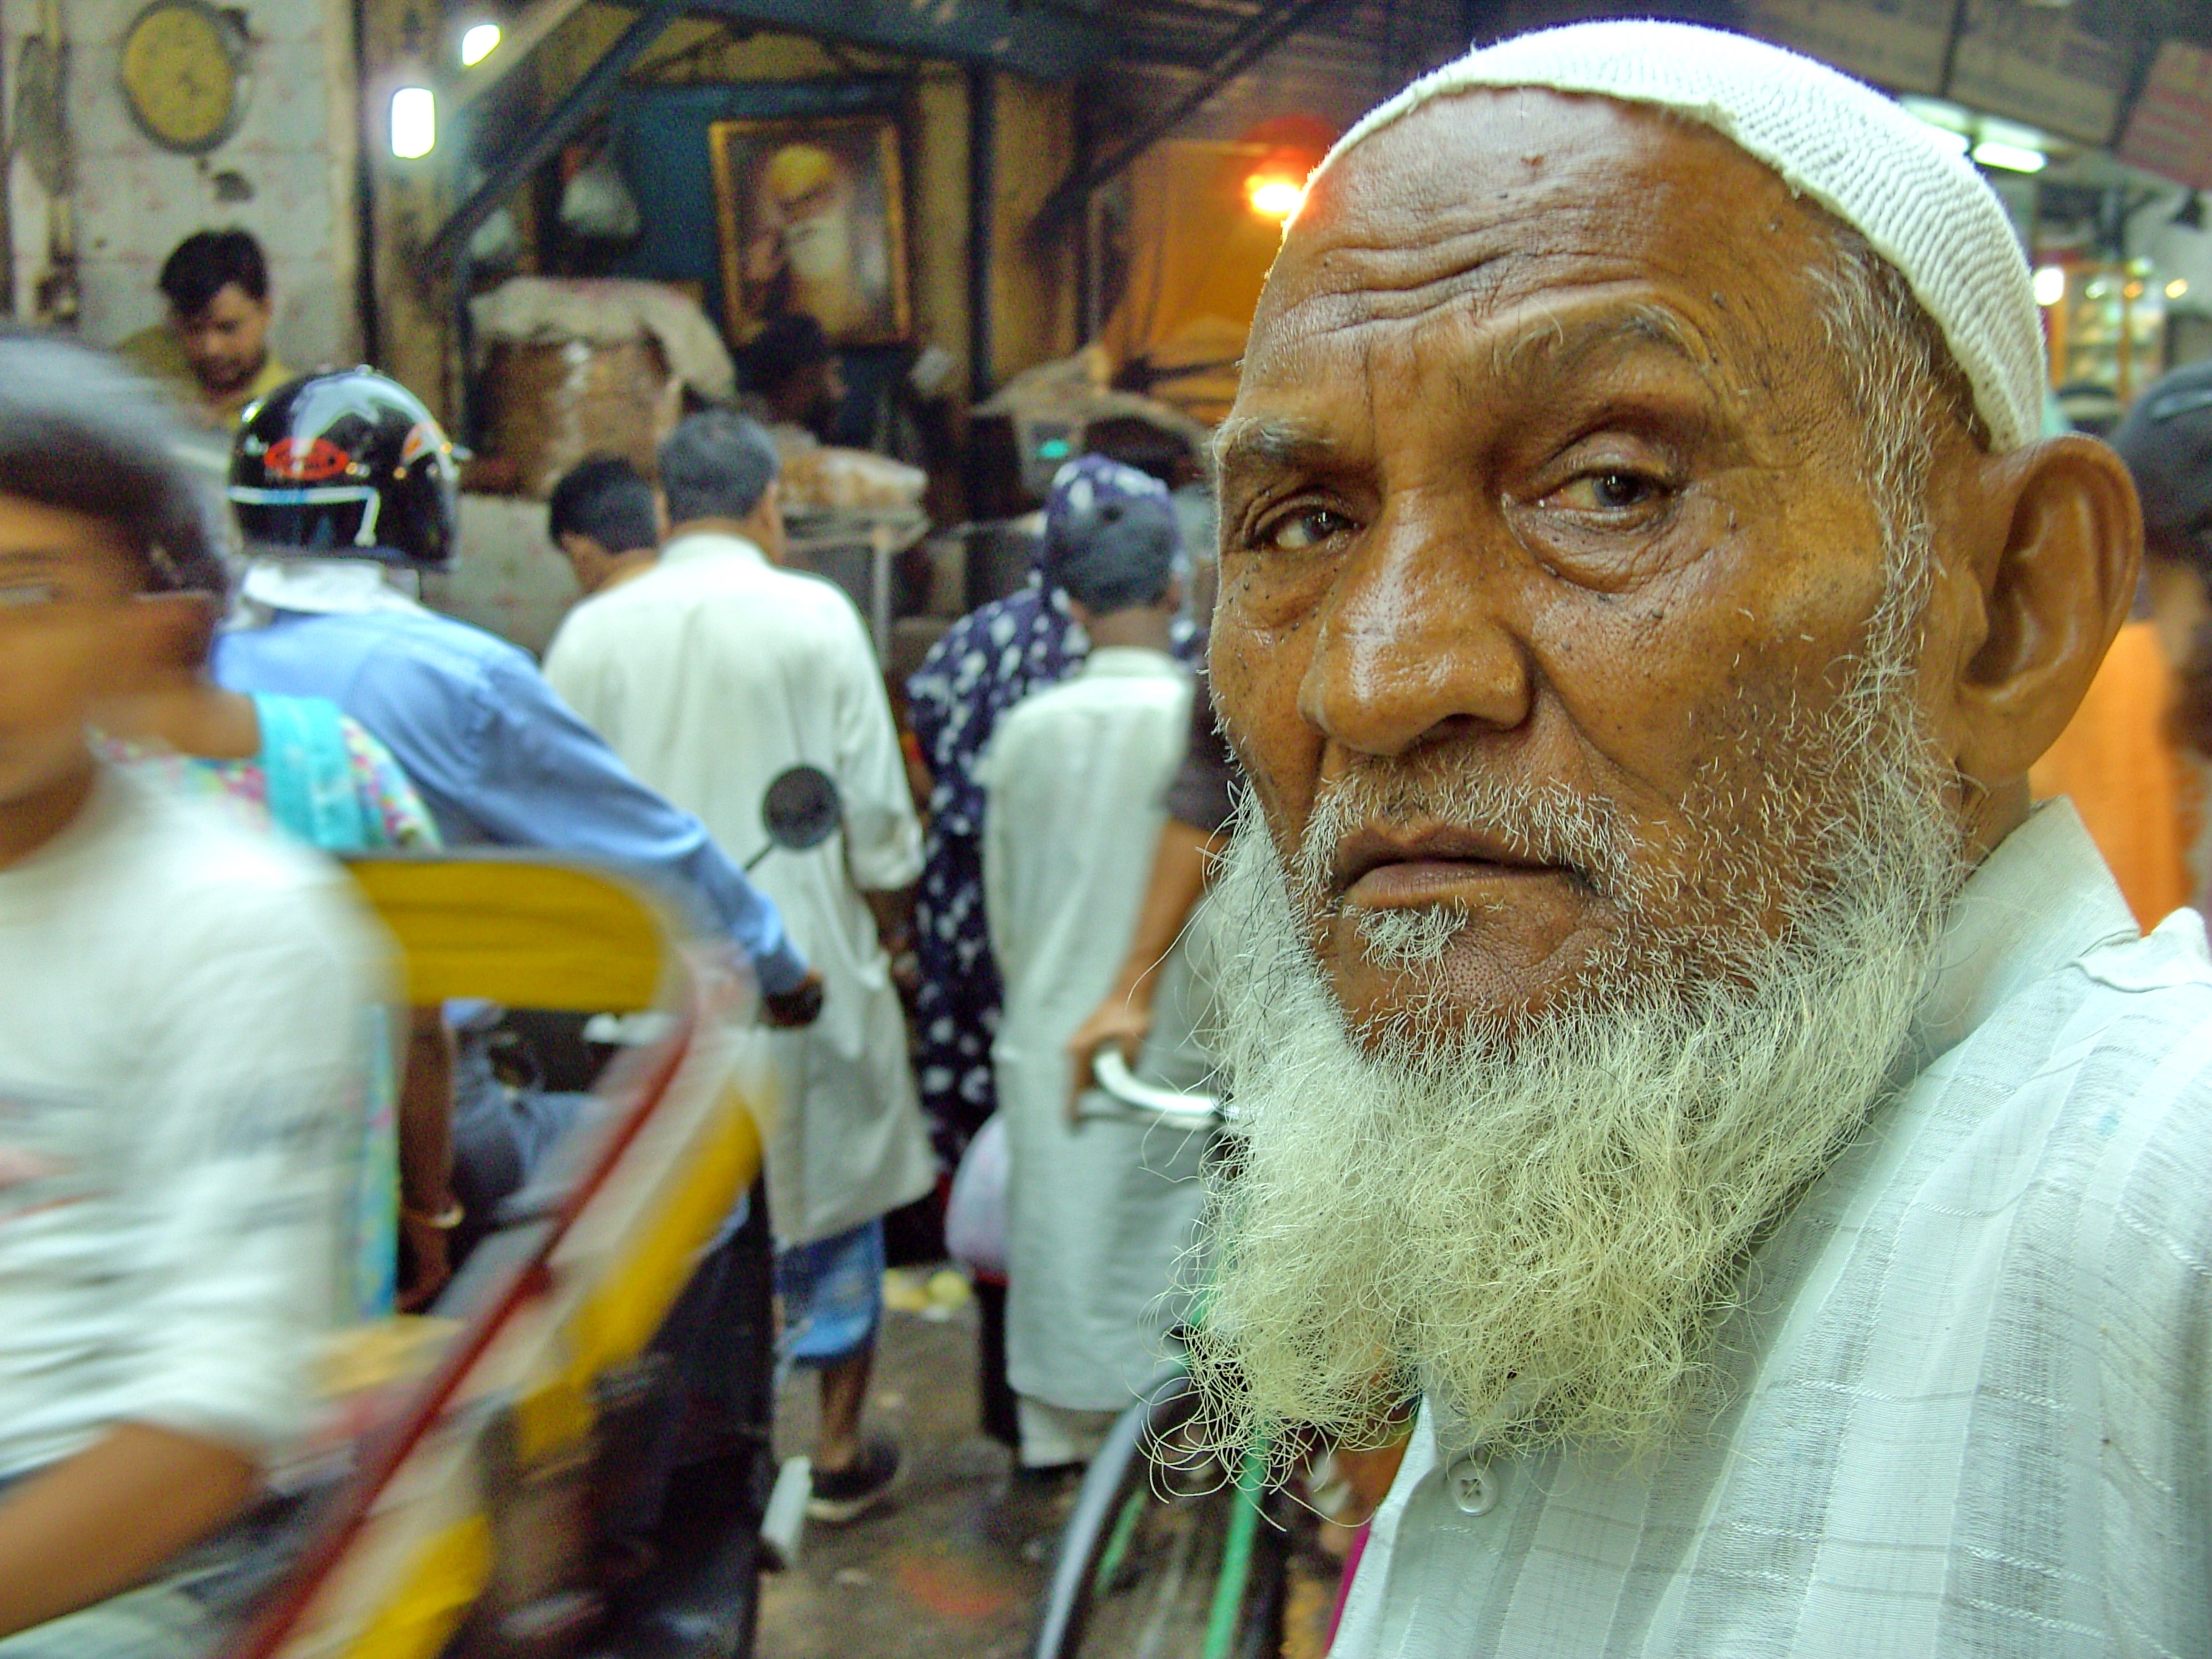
[[218, 612, 809, 995], [455, 651, 811, 995]]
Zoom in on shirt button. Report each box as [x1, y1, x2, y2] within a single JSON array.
[[1444, 1455, 1500, 1517]]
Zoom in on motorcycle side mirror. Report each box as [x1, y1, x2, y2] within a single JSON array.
[[748, 765, 842, 870]]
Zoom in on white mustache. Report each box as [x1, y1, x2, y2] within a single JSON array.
[[1293, 763, 1631, 912]]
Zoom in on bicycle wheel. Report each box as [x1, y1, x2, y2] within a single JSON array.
[[1033, 1366, 1291, 1659]]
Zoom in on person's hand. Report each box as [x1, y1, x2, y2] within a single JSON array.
[[890, 949, 920, 999], [1066, 990, 1153, 1117], [882, 923, 920, 999], [397, 1207, 455, 1313], [762, 970, 826, 1029]]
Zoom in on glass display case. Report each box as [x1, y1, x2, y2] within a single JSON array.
[[2044, 260, 2168, 401]]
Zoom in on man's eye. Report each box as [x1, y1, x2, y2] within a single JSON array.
[[1553, 471, 1664, 513], [1258, 506, 1353, 553]]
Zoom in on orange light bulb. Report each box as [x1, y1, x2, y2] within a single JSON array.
[[1247, 175, 1305, 220]]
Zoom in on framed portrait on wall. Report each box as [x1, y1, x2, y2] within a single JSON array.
[[709, 112, 911, 347]]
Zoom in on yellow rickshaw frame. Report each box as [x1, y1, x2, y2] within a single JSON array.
[[226, 853, 768, 1659]]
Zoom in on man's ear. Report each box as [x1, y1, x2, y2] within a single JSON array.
[[1949, 433, 2141, 787], [746, 481, 788, 564]]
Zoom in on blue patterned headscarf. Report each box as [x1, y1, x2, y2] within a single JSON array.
[[1040, 454, 1181, 611]]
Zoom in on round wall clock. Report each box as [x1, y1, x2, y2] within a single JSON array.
[[119, 0, 250, 155]]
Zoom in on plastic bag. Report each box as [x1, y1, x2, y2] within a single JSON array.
[[560, 150, 642, 241], [945, 1114, 1009, 1279]]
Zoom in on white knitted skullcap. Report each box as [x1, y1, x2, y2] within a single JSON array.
[[1313, 21, 2045, 452]]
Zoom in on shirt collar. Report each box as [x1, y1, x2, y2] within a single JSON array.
[[659, 530, 768, 571], [1080, 645, 1185, 679], [236, 557, 424, 618], [1909, 797, 2138, 1065]]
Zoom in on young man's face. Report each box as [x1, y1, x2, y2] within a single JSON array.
[[170, 282, 271, 400], [0, 497, 155, 813], [774, 358, 845, 434]]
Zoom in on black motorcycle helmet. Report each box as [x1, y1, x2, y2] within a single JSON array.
[[229, 367, 459, 568]]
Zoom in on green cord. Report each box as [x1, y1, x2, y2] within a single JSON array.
[[1201, 1447, 1267, 1659], [1093, 1487, 1149, 1598]]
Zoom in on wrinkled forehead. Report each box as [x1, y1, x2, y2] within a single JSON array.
[[1245, 89, 1843, 397]]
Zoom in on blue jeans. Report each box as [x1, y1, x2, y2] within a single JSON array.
[[775, 1218, 887, 1369], [447, 1009, 590, 1266]]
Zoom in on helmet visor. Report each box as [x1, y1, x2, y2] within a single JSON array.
[[229, 484, 383, 554]]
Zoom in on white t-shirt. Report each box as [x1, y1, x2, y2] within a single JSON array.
[[0, 765, 386, 1480]]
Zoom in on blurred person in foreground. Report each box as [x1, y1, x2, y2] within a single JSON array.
[[119, 230, 290, 432], [545, 408, 932, 1523], [979, 458, 1208, 1470], [0, 337, 381, 1653], [214, 372, 822, 1590], [1188, 22, 2207, 1655], [548, 455, 662, 599], [2113, 360, 2212, 913]]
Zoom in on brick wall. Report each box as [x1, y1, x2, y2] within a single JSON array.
[[4, 0, 360, 366]]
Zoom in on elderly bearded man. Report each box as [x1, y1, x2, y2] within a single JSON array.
[[1188, 22, 2206, 1657]]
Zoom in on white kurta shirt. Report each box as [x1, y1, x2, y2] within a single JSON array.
[[1333, 800, 2212, 1658], [545, 531, 933, 1246], [981, 646, 1209, 1411]]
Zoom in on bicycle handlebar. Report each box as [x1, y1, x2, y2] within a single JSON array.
[[1087, 1050, 1225, 1130]]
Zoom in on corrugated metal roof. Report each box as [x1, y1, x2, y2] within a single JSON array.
[[1094, 0, 1469, 73], [1110, 0, 1271, 68], [1075, 0, 1469, 141]]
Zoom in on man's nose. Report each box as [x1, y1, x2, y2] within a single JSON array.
[[1296, 501, 1534, 758]]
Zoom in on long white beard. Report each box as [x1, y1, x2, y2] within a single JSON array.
[[1183, 629, 1968, 1464]]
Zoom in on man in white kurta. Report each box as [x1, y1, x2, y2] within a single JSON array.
[[544, 409, 931, 1519], [1190, 19, 2212, 1656], [980, 457, 1208, 1469]]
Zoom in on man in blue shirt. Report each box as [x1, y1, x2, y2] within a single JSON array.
[[215, 573, 813, 1002], [218, 371, 823, 1267], [215, 367, 819, 1019]]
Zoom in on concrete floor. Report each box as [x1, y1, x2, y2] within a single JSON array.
[[754, 1281, 1341, 1659], [758, 1287, 1047, 1658]]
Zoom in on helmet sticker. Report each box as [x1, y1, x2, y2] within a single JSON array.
[[263, 436, 354, 483], [399, 421, 447, 468], [228, 369, 457, 568]]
